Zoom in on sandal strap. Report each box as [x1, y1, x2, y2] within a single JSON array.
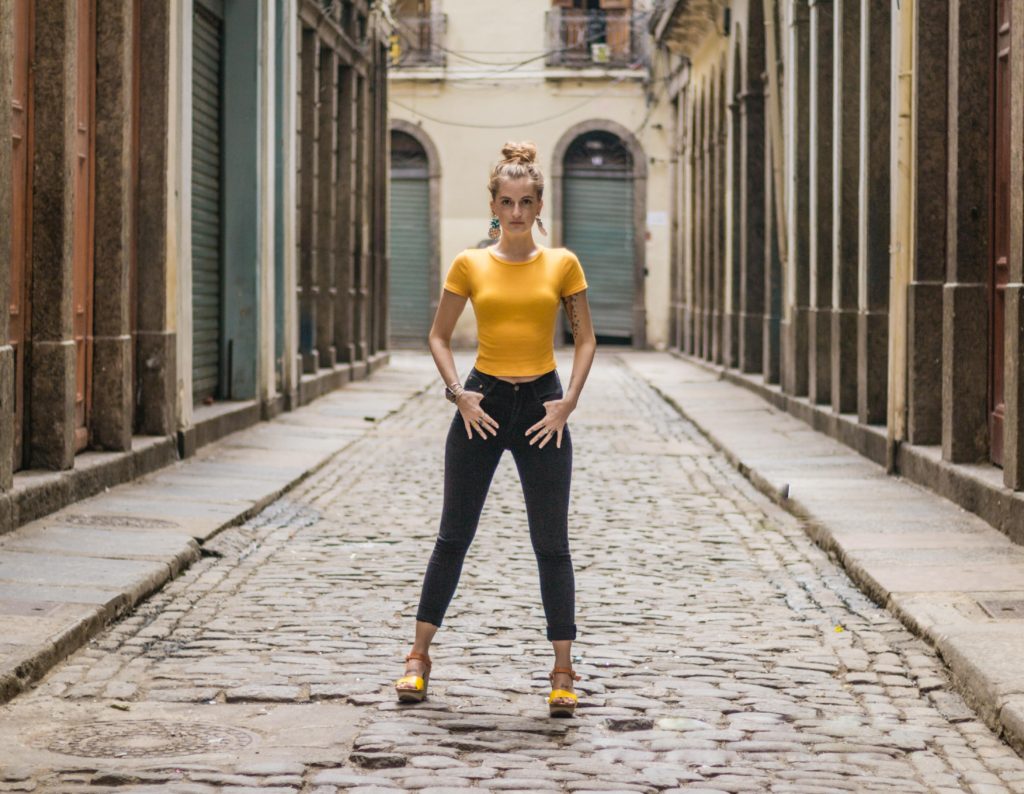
[[549, 667, 580, 681], [406, 651, 431, 670]]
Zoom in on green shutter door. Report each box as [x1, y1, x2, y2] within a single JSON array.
[[192, 3, 223, 402], [564, 175, 634, 340], [388, 175, 432, 345]]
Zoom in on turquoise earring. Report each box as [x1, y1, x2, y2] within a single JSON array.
[[488, 216, 501, 240]]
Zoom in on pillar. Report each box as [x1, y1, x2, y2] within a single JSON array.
[[905, 1, 948, 446], [28, 0, 78, 469], [135, 0, 176, 436], [738, 3, 766, 374], [1004, 0, 1024, 487], [942, 0, 992, 463], [92, 0, 134, 451], [316, 46, 338, 368], [297, 28, 319, 373], [335, 62, 356, 364], [856, 0, 891, 426], [830, 0, 859, 415], [782, 0, 810, 397], [808, 0, 833, 405], [0, 0, 14, 488]]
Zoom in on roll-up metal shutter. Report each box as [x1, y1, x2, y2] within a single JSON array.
[[388, 175, 432, 345], [563, 175, 634, 340], [191, 2, 224, 402]]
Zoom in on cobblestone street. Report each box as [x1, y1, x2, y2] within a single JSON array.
[[2, 354, 1023, 793]]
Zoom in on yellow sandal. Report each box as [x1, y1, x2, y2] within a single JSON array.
[[547, 666, 581, 717], [395, 651, 431, 702]]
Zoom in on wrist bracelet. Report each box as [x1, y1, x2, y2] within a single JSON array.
[[444, 382, 464, 404]]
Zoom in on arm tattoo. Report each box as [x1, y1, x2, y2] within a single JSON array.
[[562, 293, 582, 342]]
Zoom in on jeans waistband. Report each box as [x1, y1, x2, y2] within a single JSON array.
[[470, 368, 560, 400]]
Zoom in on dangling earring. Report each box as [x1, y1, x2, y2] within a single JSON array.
[[536, 217, 548, 237], [488, 215, 501, 240]]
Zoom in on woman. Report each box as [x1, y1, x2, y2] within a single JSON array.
[[394, 142, 597, 717]]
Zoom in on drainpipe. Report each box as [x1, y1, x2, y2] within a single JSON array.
[[886, 0, 915, 473], [762, 0, 787, 265]]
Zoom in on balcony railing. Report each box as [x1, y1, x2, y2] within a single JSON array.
[[545, 8, 650, 69], [389, 13, 447, 68]]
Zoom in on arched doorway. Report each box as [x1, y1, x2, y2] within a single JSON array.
[[388, 127, 437, 346], [557, 126, 644, 345], [564, 130, 635, 343]]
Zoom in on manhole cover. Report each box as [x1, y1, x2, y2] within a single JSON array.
[[36, 720, 255, 758], [61, 514, 180, 529], [977, 599, 1024, 619]]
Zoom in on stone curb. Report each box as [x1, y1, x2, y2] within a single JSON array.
[[0, 354, 436, 705], [622, 351, 1024, 759]]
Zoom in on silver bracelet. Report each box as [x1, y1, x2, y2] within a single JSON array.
[[444, 382, 464, 404]]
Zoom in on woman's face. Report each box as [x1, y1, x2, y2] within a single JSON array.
[[490, 177, 543, 236]]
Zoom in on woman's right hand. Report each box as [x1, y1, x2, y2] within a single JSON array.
[[457, 390, 499, 439]]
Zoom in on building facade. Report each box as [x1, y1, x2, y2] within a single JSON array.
[[652, 0, 1024, 543], [0, 0, 390, 533], [386, 0, 674, 349]]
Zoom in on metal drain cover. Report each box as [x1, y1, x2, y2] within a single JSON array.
[[37, 720, 255, 758], [978, 599, 1024, 619]]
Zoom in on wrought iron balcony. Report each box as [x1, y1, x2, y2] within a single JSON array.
[[545, 8, 651, 69], [389, 13, 447, 68]]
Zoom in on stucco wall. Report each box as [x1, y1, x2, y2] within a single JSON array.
[[388, 0, 673, 348]]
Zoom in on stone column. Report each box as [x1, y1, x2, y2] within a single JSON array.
[[669, 94, 682, 350], [373, 43, 389, 356], [28, 0, 77, 470], [807, 0, 833, 405], [354, 68, 371, 363], [711, 71, 726, 365], [1004, 0, 1024, 487], [723, 57, 741, 369], [782, 0, 810, 397], [91, 0, 134, 451], [830, 0, 859, 415], [335, 63, 356, 365], [763, 88, 782, 385], [856, 0, 891, 426], [135, 1, 175, 436], [905, 2, 948, 446], [297, 28, 319, 373], [738, 4, 766, 374], [682, 92, 696, 355], [694, 87, 707, 360], [942, 0, 992, 463], [0, 0, 14, 489], [315, 47, 338, 369]]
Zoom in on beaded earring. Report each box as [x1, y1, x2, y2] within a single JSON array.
[[488, 216, 501, 240], [536, 217, 548, 237]]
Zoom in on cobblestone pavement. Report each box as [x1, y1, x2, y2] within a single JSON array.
[[2, 354, 1024, 793]]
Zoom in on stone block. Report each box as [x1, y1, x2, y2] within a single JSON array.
[[830, 307, 857, 414], [857, 307, 888, 425], [942, 282, 989, 463], [907, 280, 943, 445], [91, 334, 133, 451], [27, 339, 75, 470]]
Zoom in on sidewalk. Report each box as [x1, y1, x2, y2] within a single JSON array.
[[0, 353, 437, 704], [621, 351, 1024, 757]]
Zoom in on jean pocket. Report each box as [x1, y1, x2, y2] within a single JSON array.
[[536, 388, 564, 404], [465, 371, 496, 398]]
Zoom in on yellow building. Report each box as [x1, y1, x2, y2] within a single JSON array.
[[386, 0, 673, 349]]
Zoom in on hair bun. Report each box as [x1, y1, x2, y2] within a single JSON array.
[[500, 141, 538, 165]]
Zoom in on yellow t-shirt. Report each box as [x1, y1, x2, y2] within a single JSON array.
[[443, 245, 588, 377]]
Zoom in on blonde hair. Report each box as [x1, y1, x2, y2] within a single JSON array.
[[488, 141, 544, 200]]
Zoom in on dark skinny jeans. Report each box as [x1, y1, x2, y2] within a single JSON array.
[[416, 368, 577, 641]]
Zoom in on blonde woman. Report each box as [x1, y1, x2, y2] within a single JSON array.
[[395, 142, 597, 717]]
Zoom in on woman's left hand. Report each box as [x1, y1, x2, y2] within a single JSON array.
[[526, 397, 575, 449]]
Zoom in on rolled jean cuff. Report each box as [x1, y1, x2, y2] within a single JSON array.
[[415, 610, 443, 628], [547, 623, 577, 641]]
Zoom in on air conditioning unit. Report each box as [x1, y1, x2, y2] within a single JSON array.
[[591, 42, 610, 63]]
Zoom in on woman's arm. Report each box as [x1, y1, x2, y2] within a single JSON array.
[[526, 289, 596, 449], [560, 289, 597, 409], [428, 290, 499, 439], [427, 289, 469, 388]]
